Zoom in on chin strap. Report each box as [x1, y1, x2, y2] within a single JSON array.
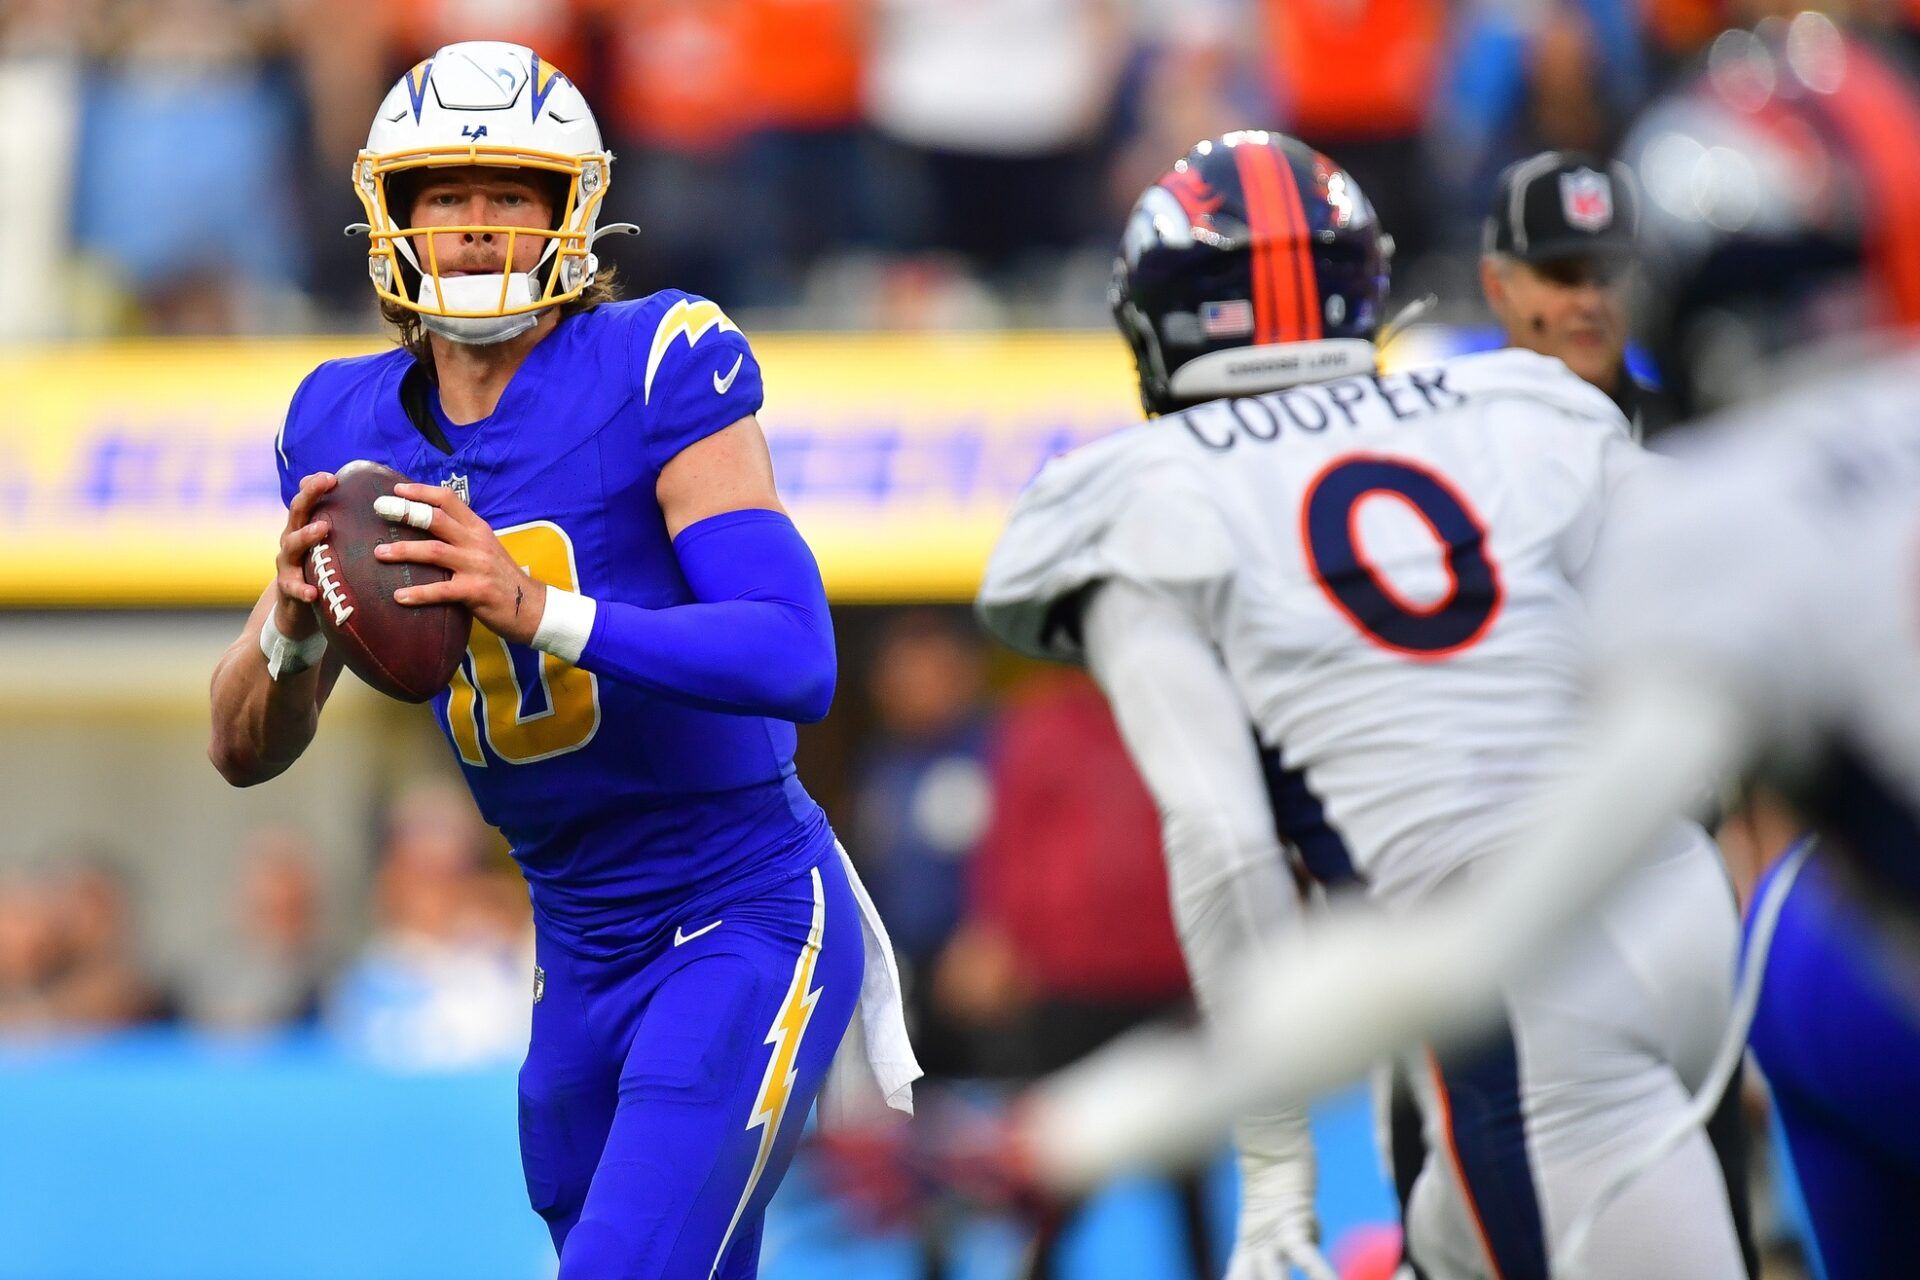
[[1376, 292, 1438, 350], [590, 222, 640, 246]]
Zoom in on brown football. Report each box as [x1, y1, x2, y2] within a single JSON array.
[[303, 460, 471, 703]]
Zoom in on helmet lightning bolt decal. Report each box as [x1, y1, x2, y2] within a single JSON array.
[[645, 299, 741, 403], [406, 60, 433, 123], [529, 52, 568, 119], [710, 866, 826, 1276]]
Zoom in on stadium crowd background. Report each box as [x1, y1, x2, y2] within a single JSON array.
[[13, 0, 1898, 343], [0, 1, 1904, 1277]]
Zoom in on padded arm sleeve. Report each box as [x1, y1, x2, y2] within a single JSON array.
[[574, 508, 836, 722], [1079, 577, 1303, 1017], [1080, 578, 1319, 1242]]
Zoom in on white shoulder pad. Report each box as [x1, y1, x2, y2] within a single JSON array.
[[977, 424, 1233, 662], [1442, 348, 1632, 434]]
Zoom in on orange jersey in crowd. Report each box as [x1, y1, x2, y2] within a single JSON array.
[[384, 0, 588, 88], [1260, 0, 1445, 139], [592, 0, 865, 152]]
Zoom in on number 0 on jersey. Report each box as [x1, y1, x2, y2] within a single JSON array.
[[1302, 453, 1504, 659]]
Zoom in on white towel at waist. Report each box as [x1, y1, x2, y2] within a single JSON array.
[[819, 841, 922, 1129]]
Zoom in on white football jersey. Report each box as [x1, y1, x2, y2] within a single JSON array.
[[978, 349, 1646, 904], [1590, 351, 1920, 821]]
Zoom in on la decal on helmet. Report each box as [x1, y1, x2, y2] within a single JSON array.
[[351, 41, 627, 345], [1113, 131, 1393, 416]]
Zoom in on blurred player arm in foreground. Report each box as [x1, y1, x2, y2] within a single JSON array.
[[1078, 578, 1335, 1280], [1026, 663, 1748, 1187], [209, 472, 348, 787], [523, 413, 836, 722]]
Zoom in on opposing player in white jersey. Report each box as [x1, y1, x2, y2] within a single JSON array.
[[977, 133, 1753, 1279], [1063, 29, 1920, 1276]]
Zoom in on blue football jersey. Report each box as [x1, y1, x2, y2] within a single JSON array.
[[275, 291, 834, 955]]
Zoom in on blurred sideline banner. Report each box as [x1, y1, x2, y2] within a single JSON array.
[[0, 1032, 1399, 1280], [0, 328, 1475, 607]]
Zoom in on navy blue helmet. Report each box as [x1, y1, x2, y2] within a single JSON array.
[[1112, 131, 1393, 416]]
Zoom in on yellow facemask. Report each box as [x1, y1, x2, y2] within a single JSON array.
[[350, 144, 613, 321]]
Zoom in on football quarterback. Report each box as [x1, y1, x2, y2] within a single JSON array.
[[209, 41, 917, 1280]]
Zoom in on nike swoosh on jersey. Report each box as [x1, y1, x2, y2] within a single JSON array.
[[673, 919, 724, 946], [714, 355, 745, 395]]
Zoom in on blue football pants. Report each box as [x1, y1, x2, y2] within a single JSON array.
[[518, 855, 862, 1279], [1747, 845, 1920, 1280]]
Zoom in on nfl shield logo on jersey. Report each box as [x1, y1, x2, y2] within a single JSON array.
[[1559, 169, 1613, 233], [445, 473, 471, 504]]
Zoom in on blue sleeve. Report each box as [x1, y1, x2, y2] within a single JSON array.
[[632, 293, 766, 473], [575, 509, 835, 723]]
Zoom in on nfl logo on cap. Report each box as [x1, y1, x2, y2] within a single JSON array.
[[1559, 169, 1613, 233]]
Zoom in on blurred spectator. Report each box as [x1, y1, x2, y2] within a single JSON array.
[[178, 825, 328, 1032], [1641, 0, 1733, 74], [0, 874, 65, 1032], [864, 0, 1130, 286], [327, 779, 532, 1070], [1108, 0, 1264, 226], [942, 668, 1190, 1067], [850, 610, 995, 1079], [0, 0, 86, 341], [588, 0, 878, 308], [1526, 7, 1618, 156], [0, 851, 166, 1035], [589, 0, 758, 302], [68, 0, 309, 334], [731, 0, 874, 305], [1440, 1, 1645, 253], [937, 669, 1207, 1279], [384, 0, 585, 74], [41, 851, 168, 1029], [1256, 0, 1448, 279]]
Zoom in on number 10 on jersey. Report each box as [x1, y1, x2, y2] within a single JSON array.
[[445, 521, 601, 765]]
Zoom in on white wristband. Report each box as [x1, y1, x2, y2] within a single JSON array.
[[531, 587, 597, 664], [260, 611, 328, 681]]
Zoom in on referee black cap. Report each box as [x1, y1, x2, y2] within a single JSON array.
[[1485, 151, 1638, 264]]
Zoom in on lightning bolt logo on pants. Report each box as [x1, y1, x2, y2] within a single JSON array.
[[710, 866, 826, 1276]]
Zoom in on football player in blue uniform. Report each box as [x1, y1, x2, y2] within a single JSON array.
[[208, 41, 916, 1279]]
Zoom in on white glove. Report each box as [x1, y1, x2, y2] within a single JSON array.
[[1224, 1109, 1337, 1280]]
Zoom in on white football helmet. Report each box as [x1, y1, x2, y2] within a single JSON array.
[[352, 41, 622, 345]]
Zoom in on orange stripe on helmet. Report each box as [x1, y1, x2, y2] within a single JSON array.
[[1270, 146, 1325, 340], [1233, 144, 1284, 343], [1248, 142, 1304, 342], [1258, 143, 1306, 341]]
